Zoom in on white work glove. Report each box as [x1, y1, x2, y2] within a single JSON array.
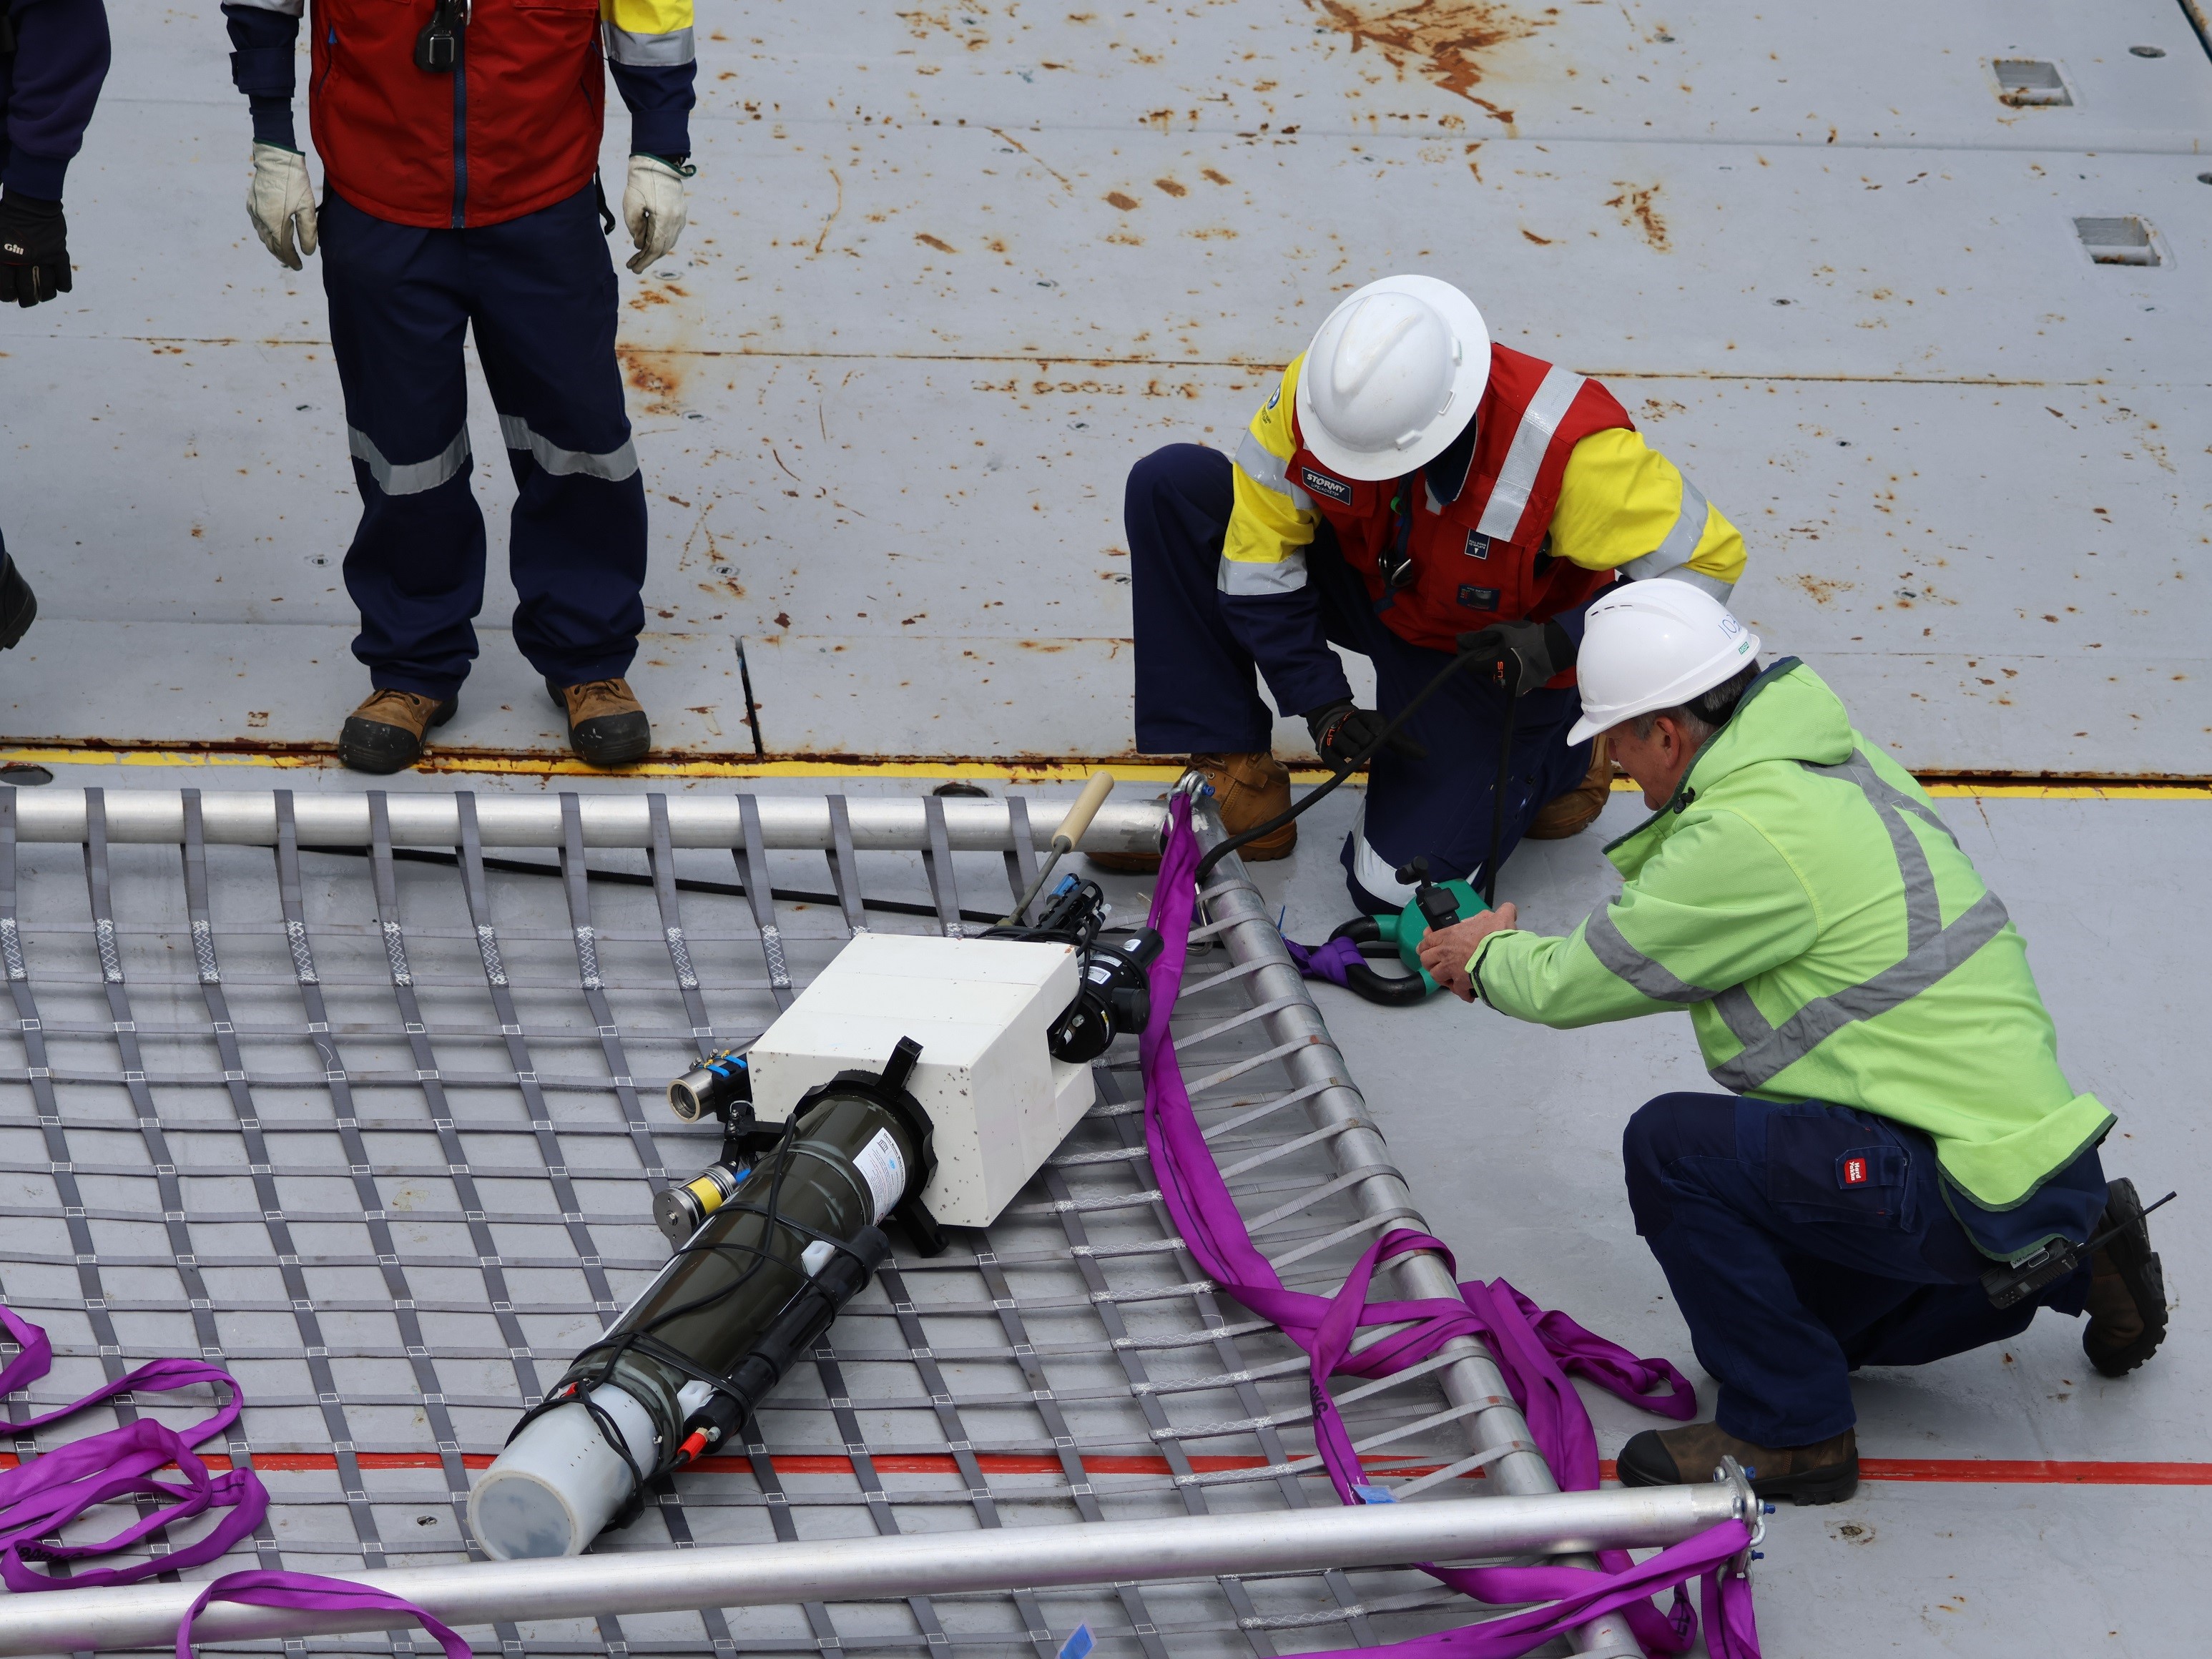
[[621, 153, 691, 274], [247, 142, 318, 270]]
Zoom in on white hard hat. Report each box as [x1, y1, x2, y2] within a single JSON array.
[[1294, 275, 1490, 482], [1567, 579, 1762, 745]]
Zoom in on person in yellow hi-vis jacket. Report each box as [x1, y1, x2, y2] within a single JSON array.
[[1093, 276, 1749, 911], [222, 0, 698, 772]]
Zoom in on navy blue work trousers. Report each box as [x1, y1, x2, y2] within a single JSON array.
[[320, 186, 647, 699], [1623, 1092, 2105, 1446], [1127, 444, 1595, 910]]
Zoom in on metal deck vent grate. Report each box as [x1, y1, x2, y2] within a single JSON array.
[[2073, 216, 2161, 266], [0, 787, 1577, 1658], [1991, 58, 2070, 107]]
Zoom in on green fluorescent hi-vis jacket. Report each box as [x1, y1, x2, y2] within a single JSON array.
[[1470, 659, 2112, 1211]]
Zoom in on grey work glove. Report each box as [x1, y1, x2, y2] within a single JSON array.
[[247, 142, 318, 270]]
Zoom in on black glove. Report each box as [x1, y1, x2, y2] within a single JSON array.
[[1455, 619, 1575, 694], [0, 192, 69, 308], [1306, 700, 1427, 768]]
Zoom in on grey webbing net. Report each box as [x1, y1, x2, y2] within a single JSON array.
[[0, 787, 1555, 1657]]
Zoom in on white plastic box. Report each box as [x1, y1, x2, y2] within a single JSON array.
[[745, 932, 1096, 1229]]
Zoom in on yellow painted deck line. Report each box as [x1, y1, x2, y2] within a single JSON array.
[[0, 746, 2205, 798]]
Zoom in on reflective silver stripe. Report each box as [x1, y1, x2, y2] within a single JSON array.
[[1234, 430, 1312, 510], [601, 21, 697, 65], [1217, 551, 1309, 595], [1804, 751, 1958, 847], [1706, 750, 1992, 1090], [1620, 475, 1714, 585], [349, 425, 471, 497], [1651, 475, 1710, 566], [1711, 983, 1774, 1052], [1801, 752, 1953, 948], [1475, 364, 1585, 542], [228, 0, 303, 12], [499, 414, 640, 483], [1708, 891, 2012, 1093], [1583, 905, 1718, 1003]]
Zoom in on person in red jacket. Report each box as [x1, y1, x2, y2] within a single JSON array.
[[1097, 276, 1751, 913], [223, 0, 699, 771]]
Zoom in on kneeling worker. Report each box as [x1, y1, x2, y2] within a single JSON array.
[[1098, 275, 1747, 906], [1416, 580, 2168, 1504]]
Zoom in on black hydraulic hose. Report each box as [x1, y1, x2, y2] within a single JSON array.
[[1480, 661, 1522, 909], [289, 842, 1009, 925], [1191, 639, 1508, 889], [1322, 917, 1432, 1008]]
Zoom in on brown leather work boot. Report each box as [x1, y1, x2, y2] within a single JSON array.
[[547, 676, 652, 767], [1525, 734, 1613, 840], [2083, 1177, 2168, 1377], [1089, 752, 1295, 874], [1617, 1421, 1859, 1505], [338, 689, 458, 775]]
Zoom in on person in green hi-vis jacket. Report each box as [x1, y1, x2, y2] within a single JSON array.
[[1416, 579, 2169, 1507]]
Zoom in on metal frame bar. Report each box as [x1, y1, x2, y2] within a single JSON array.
[[0, 1487, 1754, 1655], [0, 792, 1166, 852]]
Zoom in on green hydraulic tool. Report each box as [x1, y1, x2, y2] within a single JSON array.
[[1327, 857, 1484, 1006]]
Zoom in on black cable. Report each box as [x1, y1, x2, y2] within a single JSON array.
[[290, 842, 1008, 925], [1192, 639, 1506, 888], [1480, 661, 1522, 909]]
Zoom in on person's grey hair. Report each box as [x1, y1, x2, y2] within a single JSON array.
[[1628, 660, 1761, 744]]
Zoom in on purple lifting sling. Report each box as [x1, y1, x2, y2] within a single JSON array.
[[1141, 794, 1761, 1658], [0, 1304, 466, 1655]]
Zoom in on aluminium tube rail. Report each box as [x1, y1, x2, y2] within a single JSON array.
[[1195, 807, 1656, 1659], [0, 1484, 1756, 1655], [0, 788, 1168, 855]]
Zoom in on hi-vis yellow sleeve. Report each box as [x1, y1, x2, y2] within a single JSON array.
[[1548, 428, 1746, 599], [1220, 355, 1319, 595], [601, 0, 694, 62]]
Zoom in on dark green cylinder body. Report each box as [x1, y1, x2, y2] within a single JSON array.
[[565, 1088, 923, 1459]]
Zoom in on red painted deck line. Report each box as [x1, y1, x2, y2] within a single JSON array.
[[8, 1449, 2205, 1486]]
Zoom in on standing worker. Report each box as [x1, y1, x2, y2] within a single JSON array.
[[1416, 581, 2168, 1503], [1, 0, 112, 653], [1096, 275, 1747, 908], [222, 0, 699, 771]]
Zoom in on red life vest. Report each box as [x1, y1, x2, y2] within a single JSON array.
[[1287, 344, 1635, 661], [308, 0, 607, 230]]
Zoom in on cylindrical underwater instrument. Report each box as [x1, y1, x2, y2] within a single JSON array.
[[469, 1039, 943, 1560]]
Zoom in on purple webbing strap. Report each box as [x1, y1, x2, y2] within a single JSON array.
[[1285, 934, 1367, 988], [0, 1306, 469, 1654], [1139, 796, 1760, 1659], [177, 1571, 471, 1659]]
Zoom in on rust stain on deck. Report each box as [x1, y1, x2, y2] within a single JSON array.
[[1304, 0, 1543, 113], [1604, 182, 1671, 251], [618, 345, 686, 414]]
